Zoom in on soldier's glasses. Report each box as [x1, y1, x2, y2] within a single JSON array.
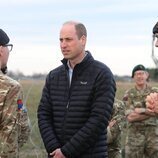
[[3, 44, 13, 52], [154, 34, 158, 39], [134, 71, 145, 76]]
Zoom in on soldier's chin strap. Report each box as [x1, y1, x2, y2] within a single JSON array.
[[152, 34, 158, 68], [1, 66, 7, 74]]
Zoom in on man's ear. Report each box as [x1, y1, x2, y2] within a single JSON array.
[[146, 72, 150, 81], [0, 46, 3, 56], [80, 35, 86, 45]]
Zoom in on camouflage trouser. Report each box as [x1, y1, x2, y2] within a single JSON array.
[[108, 149, 122, 158], [125, 125, 158, 158]]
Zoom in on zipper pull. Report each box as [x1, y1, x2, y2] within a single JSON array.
[[66, 102, 69, 108]]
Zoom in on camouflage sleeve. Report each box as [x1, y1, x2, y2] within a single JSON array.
[[0, 80, 30, 157], [0, 82, 21, 155], [123, 90, 134, 116], [107, 99, 125, 144], [151, 87, 158, 93], [112, 99, 126, 124], [107, 122, 120, 144], [17, 90, 31, 148]]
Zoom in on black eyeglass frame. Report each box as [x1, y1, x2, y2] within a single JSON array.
[[2, 44, 13, 52], [153, 34, 158, 38]]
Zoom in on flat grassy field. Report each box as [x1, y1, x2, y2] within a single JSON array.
[[18, 80, 157, 158], [19, 79, 46, 158]]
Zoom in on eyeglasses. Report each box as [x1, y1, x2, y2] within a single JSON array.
[[3, 44, 13, 52], [134, 71, 145, 77], [154, 34, 158, 38]]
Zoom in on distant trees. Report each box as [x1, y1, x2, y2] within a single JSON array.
[[8, 70, 25, 80], [147, 68, 158, 81], [8, 70, 46, 80], [7, 68, 158, 81]]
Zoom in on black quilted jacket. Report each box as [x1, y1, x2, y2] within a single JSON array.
[[38, 51, 116, 158]]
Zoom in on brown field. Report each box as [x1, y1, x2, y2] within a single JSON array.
[[17, 80, 157, 158]]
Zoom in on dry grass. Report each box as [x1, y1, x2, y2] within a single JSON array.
[[18, 80, 157, 157]]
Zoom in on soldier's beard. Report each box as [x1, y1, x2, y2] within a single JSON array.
[[1, 66, 8, 74]]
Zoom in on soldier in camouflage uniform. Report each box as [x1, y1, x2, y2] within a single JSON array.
[[123, 64, 158, 158], [0, 29, 30, 158], [107, 99, 126, 158]]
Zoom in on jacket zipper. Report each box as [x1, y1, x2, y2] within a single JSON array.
[[61, 70, 72, 143]]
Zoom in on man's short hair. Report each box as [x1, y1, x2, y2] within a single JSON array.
[[63, 21, 87, 39], [75, 23, 87, 39]]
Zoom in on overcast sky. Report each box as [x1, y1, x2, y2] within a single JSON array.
[[1, 0, 158, 76]]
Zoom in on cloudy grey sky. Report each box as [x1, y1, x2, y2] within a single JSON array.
[[1, 0, 158, 76]]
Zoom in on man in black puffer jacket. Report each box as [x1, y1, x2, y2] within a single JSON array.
[[37, 21, 116, 158]]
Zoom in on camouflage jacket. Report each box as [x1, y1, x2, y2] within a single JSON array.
[[123, 85, 158, 126], [107, 99, 125, 150], [0, 71, 30, 158]]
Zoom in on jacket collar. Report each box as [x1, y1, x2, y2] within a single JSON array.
[[61, 51, 94, 71]]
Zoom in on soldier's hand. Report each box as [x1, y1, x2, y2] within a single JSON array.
[[108, 120, 116, 128], [146, 92, 158, 113]]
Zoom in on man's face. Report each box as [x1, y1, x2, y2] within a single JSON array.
[[59, 24, 86, 61], [133, 70, 149, 86]]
